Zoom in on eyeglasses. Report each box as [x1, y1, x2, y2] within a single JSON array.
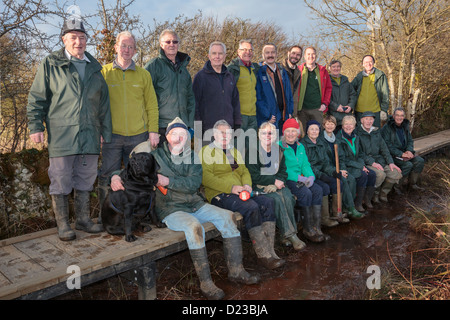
[[163, 40, 179, 44], [239, 48, 253, 53], [120, 44, 135, 50]]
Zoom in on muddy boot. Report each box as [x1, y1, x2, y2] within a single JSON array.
[[223, 236, 260, 285], [261, 221, 285, 264], [321, 196, 338, 227], [330, 194, 349, 223], [300, 206, 322, 242], [286, 234, 306, 250], [248, 225, 283, 270], [312, 205, 328, 241], [379, 179, 396, 202], [74, 190, 103, 233], [354, 186, 366, 212], [51, 194, 76, 241], [372, 188, 381, 205], [190, 247, 225, 300], [394, 177, 406, 195], [363, 186, 376, 209], [409, 171, 424, 191]]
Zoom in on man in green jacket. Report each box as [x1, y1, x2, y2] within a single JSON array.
[[111, 117, 259, 300], [145, 29, 195, 145], [27, 17, 111, 241], [381, 107, 425, 191], [98, 31, 159, 219], [351, 55, 389, 128]]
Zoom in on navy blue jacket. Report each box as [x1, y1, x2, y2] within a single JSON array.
[[193, 60, 241, 132], [256, 63, 294, 129]]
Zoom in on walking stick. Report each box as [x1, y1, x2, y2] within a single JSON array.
[[334, 144, 343, 222]]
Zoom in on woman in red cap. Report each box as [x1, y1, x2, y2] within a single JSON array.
[[278, 118, 326, 243]]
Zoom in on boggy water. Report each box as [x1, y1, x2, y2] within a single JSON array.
[[215, 200, 421, 300]]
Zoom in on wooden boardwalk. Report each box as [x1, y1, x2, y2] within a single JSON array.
[[413, 129, 450, 156], [0, 216, 240, 300]]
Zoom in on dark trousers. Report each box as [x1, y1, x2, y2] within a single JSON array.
[[286, 180, 323, 207], [211, 193, 275, 231]]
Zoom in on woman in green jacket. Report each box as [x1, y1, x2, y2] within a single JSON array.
[[336, 116, 376, 215], [279, 118, 325, 243], [246, 122, 306, 250]]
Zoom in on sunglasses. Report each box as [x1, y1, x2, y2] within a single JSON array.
[[163, 40, 179, 44]]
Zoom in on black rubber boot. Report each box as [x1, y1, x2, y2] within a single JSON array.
[[248, 225, 283, 270], [51, 194, 76, 241], [364, 186, 376, 209], [354, 186, 366, 212], [74, 190, 103, 233], [300, 206, 324, 243]]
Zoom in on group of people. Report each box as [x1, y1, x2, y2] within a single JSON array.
[[26, 15, 425, 300]]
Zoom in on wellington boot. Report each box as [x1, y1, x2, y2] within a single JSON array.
[[379, 179, 395, 202], [321, 196, 338, 227], [74, 190, 103, 233], [372, 189, 381, 205], [409, 172, 424, 191], [363, 186, 376, 209], [51, 194, 76, 241], [330, 195, 349, 223], [248, 226, 284, 270], [312, 205, 328, 241], [300, 206, 323, 243], [354, 186, 366, 212], [190, 247, 225, 300], [223, 236, 260, 285], [261, 221, 284, 261], [287, 234, 306, 250]]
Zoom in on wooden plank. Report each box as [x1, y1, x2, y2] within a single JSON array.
[[414, 129, 450, 156], [13, 237, 80, 271], [0, 245, 46, 283]]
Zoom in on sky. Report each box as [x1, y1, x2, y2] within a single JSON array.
[[54, 0, 317, 40]]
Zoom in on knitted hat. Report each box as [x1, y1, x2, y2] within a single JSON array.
[[282, 118, 300, 135], [305, 119, 321, 133], [166, 117, 188, 135]]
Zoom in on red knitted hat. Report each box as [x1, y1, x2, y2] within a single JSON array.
[[282, 118, 300, 135]]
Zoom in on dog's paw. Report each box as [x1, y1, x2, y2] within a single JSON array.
[[125, 234, 137, 242], [155, 222, 166, 228]]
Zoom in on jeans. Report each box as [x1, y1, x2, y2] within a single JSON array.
[[162, 203, 240, 250]]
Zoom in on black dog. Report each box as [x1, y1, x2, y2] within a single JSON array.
[[102, 152, 164, 242]]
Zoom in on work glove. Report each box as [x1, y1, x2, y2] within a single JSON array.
[[380, 111, 387, 121], [263, 185, 277, 193]]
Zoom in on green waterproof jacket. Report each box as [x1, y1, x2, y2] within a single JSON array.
[[300, 135, 336, 179], [351, 68, 389, 113], [328, 74, 357, 124], [278, 139, 315, 182], [335, 130, 365, 179], [380, 116, 416, 158], [145, 49, 195, 129], [245, 142, 288, 187], [356, 124, 393, 167], [151, 142, 206, 221], [27, 48, 112, 158]]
